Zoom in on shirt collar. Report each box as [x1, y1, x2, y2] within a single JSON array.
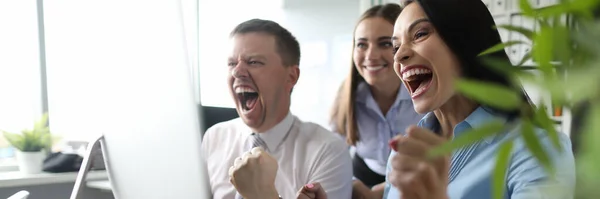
[[417, 106, 507, 144], [355, 81, 412, 106], [250, 112, 295, 151]]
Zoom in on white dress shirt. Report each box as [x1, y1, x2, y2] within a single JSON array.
[[201, 112, 353, 199]]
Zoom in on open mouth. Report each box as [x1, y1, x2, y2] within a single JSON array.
[[235, 87, 259, 112], [401, 67, 433, 97]]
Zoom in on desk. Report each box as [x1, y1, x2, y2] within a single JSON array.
[[86, 180, 112, 192], [0, 170, 108, 188]]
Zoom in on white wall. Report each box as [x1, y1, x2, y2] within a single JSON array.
[[282, 2, 360, 128]]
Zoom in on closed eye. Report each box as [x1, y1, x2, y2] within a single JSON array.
[[414, 30, 429, 40], [248, 61, 263, 65]]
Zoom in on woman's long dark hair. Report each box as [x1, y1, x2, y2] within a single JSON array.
[[400, 0, 531, 119]]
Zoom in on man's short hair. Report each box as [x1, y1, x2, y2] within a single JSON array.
[[230, 19, 301, 67]]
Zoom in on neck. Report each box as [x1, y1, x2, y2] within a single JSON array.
[[252, 99, 291, 133], [370, 82, 401, 115], [433, 95, 478, 138]]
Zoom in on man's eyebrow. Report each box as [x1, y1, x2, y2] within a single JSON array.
[[246, 55, 267, 60], [232, 55, 267, 61]]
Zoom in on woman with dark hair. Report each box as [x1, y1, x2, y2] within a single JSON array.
[[329, 3, 423, 198], [298, 0, 576, 198], [382, 0, 575, 198]]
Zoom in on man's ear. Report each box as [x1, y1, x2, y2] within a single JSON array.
[[288, 65, 300, 87]]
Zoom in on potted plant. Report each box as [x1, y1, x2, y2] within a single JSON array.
[[2, 113, 52, 174]]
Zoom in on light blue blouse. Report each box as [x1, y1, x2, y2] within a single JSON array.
[[383, 106, 576, 199], [345, 82, 424, 174]]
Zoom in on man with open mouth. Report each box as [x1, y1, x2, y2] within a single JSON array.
[[201, 19, 352, 199]]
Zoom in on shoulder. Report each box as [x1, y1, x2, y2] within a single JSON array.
[[504, 124, 575, 193], [508, 125, 573, 162], [203, 117, 245, 142], [295, 117, 349, 151]]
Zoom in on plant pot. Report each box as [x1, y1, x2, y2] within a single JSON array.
[[15, 151, 45, 174]]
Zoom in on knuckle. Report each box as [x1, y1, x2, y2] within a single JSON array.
[[406, 125, 418, 134], [397, 173, 417, 189], [389, 171, 400, 186], [417, 162, 429, 172], [391, 153, 403, 163]]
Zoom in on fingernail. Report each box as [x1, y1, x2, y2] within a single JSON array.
[[389, 139, 398, 151], [306, 183, 314, 188]]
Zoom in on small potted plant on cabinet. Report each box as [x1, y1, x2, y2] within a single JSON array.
[[2, 114, 52, 174]]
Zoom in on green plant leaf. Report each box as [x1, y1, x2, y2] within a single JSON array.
[[537, 4, 571, 17], [479, 41, 525, 57], [429, 120, 506, 157], [549, 16, 571, 64], [535, 67, 600, 105], [455, 79, 522, 110], [2, 131, 25, 151], [521, 119, 554, 175], [532, 105, 561, 151], [493, 141, 514, 199], [1, 113, 54, 152], [34, 113, 49, 130], [569, 0, 600, 13], [581, 104, 600, 155], [479, 56, 519, 76], [516, 51, 532, 66], [519, 0, 535, 16], [495, 25, 535, 40], [573, 22, 600, 54], [575, 103, 600, 198], [532, 26, 555, 76]]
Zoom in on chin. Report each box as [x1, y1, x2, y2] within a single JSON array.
[[240, 115, 261, 128], [412, 100, 435, 114]]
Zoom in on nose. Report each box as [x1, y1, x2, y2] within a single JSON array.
[[394, 45, 413, 64], [231, 63, 249, 79], [365, 46, 381, 61]]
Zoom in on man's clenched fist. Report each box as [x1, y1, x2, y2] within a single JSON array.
[[229, 147, 280, 199]]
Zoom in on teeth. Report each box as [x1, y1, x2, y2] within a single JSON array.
[[402, 68, 432, 81], [365, 65, 384, 71], [235, 87, 256, 94]]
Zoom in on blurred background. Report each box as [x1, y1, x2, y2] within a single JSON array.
[[0, 0, 579, 198]]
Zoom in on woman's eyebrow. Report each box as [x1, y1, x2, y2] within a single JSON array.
[[407, 18, 430, 33], [391, 18, 430, 42], [378, 36, 392, 41]]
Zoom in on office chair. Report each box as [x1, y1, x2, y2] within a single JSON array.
[[7, 191, 30, 199]]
